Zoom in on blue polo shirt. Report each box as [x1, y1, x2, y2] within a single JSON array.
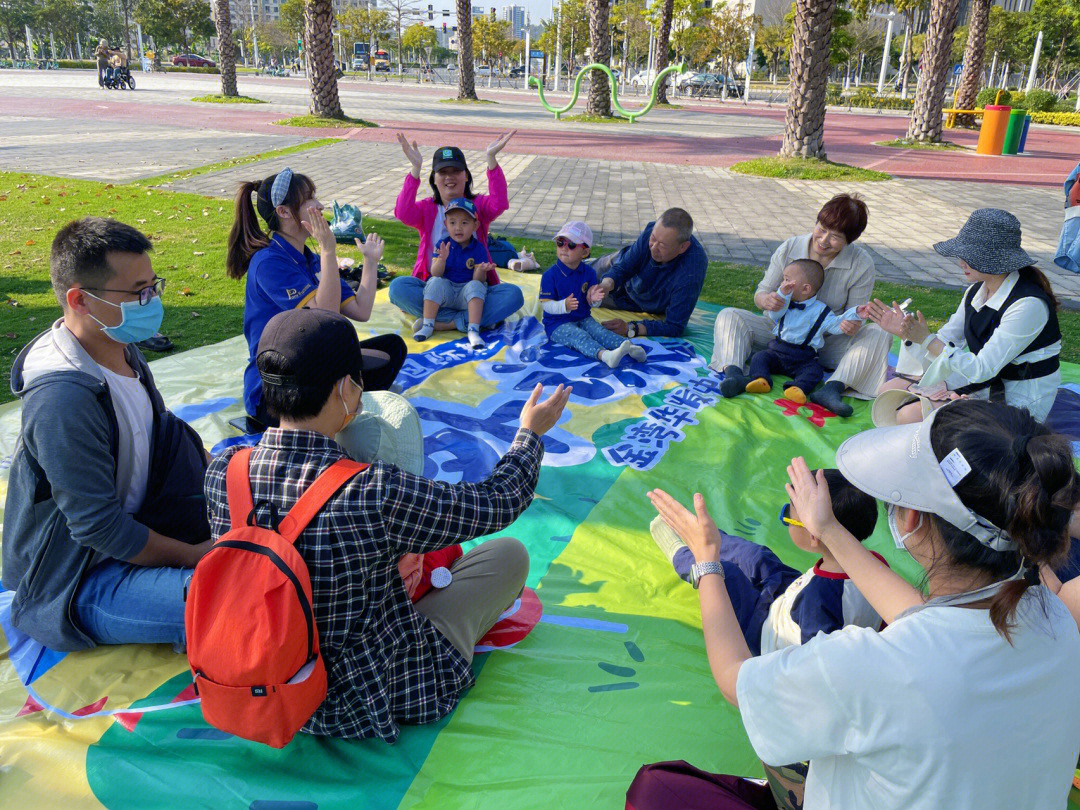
[[434, 235, 489, 284], [539, 260, 597, 337], [242, 233, 355, 416]]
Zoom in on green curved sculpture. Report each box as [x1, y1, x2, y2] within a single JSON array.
[[528, 61, 687, 123]]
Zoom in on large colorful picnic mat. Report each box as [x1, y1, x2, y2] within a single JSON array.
[[2, 275, 1079, 809]]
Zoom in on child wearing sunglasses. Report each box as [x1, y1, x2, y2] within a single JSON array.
[[539, 222, 647, 368], [650, 469, 885, 655]]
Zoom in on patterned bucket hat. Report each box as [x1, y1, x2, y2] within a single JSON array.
[[933, 208, 1037, 275]]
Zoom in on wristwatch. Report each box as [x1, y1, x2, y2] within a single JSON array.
[[626, 322, 637, 338], [690, 560, 725, 589]]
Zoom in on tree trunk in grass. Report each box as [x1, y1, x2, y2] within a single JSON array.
[[655, 0, 674, 104], [456, 0, 478, 99], [906, 0, 960, 142], [780, 0, 837, 159], [953, 0, 990, 128], [213, 0, 238, 97], [305, 0, 344, 118], [587, 0, 612, 116]]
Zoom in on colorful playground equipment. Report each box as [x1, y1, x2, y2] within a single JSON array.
[[528, 62, 688, 123]]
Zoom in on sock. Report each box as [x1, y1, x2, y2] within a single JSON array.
[[719, 365, 748, 398], [784, 386, 807, 404], [745, 377, 772, 394], [627, 342, 647, 362], [600, 340, 634, 368], [414, 318, 435, 341], [809, 380, 853, 418], [467, 325, 485, 349]]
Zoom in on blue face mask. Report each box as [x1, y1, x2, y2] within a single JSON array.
[[84, 292, 164, 344]]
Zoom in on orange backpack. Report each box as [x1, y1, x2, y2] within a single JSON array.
[[185, 447, 366, 748]]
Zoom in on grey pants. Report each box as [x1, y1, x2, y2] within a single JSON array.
[[413, 536, 530, 663]]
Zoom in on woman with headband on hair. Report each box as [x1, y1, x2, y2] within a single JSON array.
[[225, 168, 407, 429], [630, 398, 1080, 810]]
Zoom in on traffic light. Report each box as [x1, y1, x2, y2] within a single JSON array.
[[443, 22, 447, 31]]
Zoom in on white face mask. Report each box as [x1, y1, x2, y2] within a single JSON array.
[[887, 503, 923, 551]]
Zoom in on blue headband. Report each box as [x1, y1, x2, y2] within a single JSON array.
[[270, 167, 294, 207]]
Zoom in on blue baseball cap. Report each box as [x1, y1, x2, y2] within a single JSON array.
[[444, 197, 478, 219]]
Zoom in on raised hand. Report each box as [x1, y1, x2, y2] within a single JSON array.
[[359, 232, 384, 262], [784, 457, 840, 545], [436, 241, 450, 261], [301, 205, 336, 253], [865, 299, 910, 337], [397, 132, 423, 173], [564, 294, 579, 311], [646, 489, 722, 563], [485, 130, 516, 162], [519, 382, 572, 436], [760, 292, 786, 312]]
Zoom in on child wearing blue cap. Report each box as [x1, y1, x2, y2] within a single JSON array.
[[540, 221, 647, 368], [415, 197, 496, 349]]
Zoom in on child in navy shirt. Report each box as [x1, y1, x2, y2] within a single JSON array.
[[651, 469, 885, 655], [415, 197, 496, 349], [540, 221, 647, 368], [722, 259, 869, 404]]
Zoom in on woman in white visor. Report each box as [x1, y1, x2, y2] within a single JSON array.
[[632, 398, 1080, 810]]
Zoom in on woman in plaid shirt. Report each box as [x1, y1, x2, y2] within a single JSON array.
[[204, 308, 570, 741]]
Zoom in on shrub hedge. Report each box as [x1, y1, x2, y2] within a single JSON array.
[[1028, 111, 1080, 126]]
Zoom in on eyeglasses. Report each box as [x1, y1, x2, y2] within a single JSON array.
[[555, 237, 583, 250], [83, 277, 166, 306], [779, 503, 805, 529]]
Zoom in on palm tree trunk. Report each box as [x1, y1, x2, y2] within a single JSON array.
[[305, 0, 344, 117], [906, 0, 960, 142], [953, 0, 990, 127], [654, 0, 674, 104], [587, 0, 612, 116], [213, 0, 238, 96], [780, 0, 837, 158], [456, 0, 478, 99]]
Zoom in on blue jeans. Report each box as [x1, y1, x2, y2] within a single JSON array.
[[423, 277, 487, 310], [72, 559, 192, 648], [550, 318, 626, 359], [389, 276, 524, 332]]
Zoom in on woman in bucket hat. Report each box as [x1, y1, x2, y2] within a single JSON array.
[[629, 399, 1080, 809], [867, 208, 1061, 423]]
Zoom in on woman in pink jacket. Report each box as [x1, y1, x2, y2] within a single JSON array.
[[388, 131, 525, 335]]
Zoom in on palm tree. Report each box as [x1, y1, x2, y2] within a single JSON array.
[[906, 0, 960, 142], [305, 0, 345, 118], [587, 0, 612, 116], [953, 0, 991, 127], [456, 0, 478, 100], [780, 0, 837, 158], [654, 0, 674, 104], [212, 0, 238, 97]]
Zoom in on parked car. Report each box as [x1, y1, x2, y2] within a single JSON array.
[[509, 65, 525, 77], [373, 49, 390, 72], [351, 57, 366, 70], [172, 54, 216, 68], [476, 64, 491, 77], [687, 73, 743, 98], [630, 70, 655, 87]]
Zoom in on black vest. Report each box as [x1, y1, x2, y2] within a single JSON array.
[[958, 270, 1060, 396]]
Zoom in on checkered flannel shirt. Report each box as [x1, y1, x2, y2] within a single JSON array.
[[204, 426, 544, 742]]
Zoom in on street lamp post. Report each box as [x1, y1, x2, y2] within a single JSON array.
[[251, 0, 260, 68], [1025, 29, 1042, 94], [554, 3, 562, 91], [876, 12, 895, 96]]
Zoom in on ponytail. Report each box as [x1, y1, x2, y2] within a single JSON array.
[[929, 400, 1079, 641], [226, 180, 270, 279], [1019, 265, 1059, 310]]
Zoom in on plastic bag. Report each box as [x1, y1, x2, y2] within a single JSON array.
[[330, 201, 365, 244]]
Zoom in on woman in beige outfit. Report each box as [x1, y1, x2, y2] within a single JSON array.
[[710, 194, 890, 416]]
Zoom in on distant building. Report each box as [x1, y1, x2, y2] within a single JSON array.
[[502, 4, 525, 39]]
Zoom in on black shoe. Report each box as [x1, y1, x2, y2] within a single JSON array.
[[136, 332, 174, 353], [719, 365, 749, 398], [809, 381, 853, 417]]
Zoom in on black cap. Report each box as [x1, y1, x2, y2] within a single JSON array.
[[432, 146, 467, 173], [256, 308, 384, 390]]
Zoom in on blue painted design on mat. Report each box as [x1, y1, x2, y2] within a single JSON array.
[[172, 397, 238, 423]]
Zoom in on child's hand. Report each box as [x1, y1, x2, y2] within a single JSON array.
[[856, 303, 871, 319], [838, 320, 861, 336], [564, 294, 579, 312], [646, 489, 722, 563], [436, 241, 450, 261], [473, 261, 495, 280], [586, 284, 605, 305], [360, 232, 384, 262], [784, 457, 841, 546], [778, 279, 796, 296]]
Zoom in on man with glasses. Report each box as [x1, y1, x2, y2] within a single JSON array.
[[586, 207, 708, 339], [3, 217, 213, 651], [648, 469, 882, 656]]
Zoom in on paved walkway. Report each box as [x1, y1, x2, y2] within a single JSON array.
[[2, 69, 1079, 300]]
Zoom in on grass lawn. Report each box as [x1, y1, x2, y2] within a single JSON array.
[[559, 114, 630, 124], [274, 115, 377, 128], [191, 94, 266, 104], [876, 138, 964, 150], [730, 157, 892, 182], [2, 169, 1077, 405], [438, 98, 499, 105]]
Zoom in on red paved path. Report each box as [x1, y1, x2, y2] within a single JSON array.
[[4, 75, 1078, 186]]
